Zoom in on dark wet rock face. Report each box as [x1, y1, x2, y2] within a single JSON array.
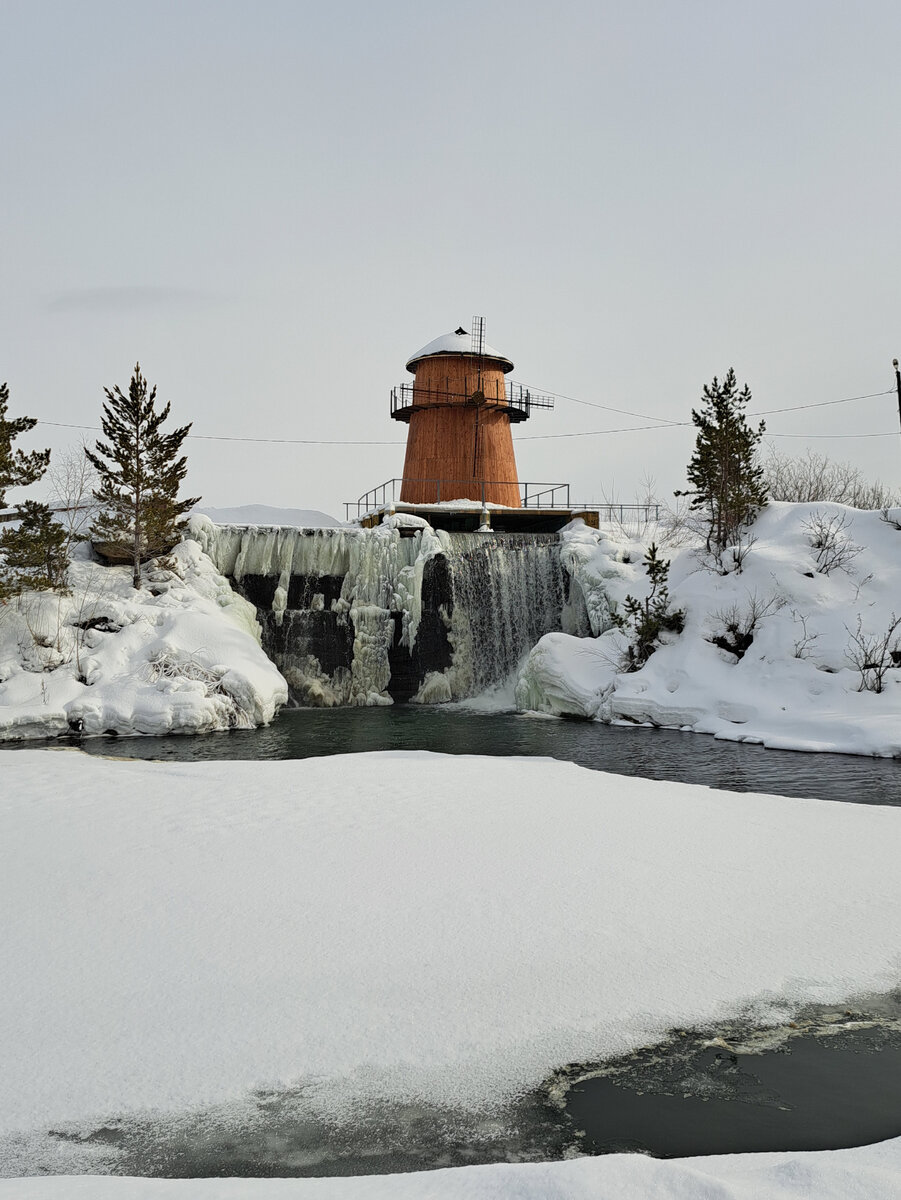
[[230, 532, 585, 707]]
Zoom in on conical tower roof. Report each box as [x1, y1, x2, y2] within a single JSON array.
[[405, 327, 514, 374]]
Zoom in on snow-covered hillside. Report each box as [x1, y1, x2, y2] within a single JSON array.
[[518, 503, 901, 757], [0, 542, 287, 739]]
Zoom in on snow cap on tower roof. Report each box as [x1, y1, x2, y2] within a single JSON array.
[[405, 327, 515, 374]]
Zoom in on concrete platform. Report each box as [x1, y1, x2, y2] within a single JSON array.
[[359, 505, 600, 534]]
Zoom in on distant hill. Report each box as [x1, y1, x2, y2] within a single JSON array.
[[193, 504, 343, 528]]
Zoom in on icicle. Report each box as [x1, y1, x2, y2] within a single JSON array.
[[190, 518, 588, 706]]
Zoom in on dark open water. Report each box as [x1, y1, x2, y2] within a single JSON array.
[[40, 705, 901, 808]]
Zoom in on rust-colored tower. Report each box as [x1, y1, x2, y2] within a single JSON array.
[[390, 323, 527, 507]]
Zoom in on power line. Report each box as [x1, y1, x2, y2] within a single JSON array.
[[518, 423, 901, 442], [752, 389, 894, 416], [33, 382, 901, 447], [530, 384, 894, 422], [766, 430, 899, 439], [515, 421, 688, 441], [35, 420, 405, 446], [524, 387, 674, 423]]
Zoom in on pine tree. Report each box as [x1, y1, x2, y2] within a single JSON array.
[[86, 364, 200, 589], [0, 381, 64, 599], [0, 381, 50, 509], [1, 500, 67, 592], [678, 369, 768, 551], [613, 543, 685, 670]]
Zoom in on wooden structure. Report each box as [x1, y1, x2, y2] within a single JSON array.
[[391, 323, 543, 506]]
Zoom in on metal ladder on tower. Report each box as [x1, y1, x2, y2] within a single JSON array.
[[470, 315, 486, 477]]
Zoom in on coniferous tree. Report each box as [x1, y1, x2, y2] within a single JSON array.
[[613, 543, 685, 670], [0, 381, 65, 598], [1, 500, 67, 592], [678, 369, 768, 551], [86, 364, 200, 589]]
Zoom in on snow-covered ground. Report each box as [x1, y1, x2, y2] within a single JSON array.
[[0, 542, 286, 739], [4, 1137, 901, 1198], [2, 750, 901, 1191], [192, 505, 343, 528], [519, 503, 901, 756]]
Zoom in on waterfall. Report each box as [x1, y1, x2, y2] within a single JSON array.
[[190, 517, 589, 707]]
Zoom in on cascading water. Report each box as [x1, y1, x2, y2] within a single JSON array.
[[190, 517, 589, 707], [430, 532, 586, 700]]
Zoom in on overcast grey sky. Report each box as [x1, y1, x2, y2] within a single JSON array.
[[3, 0, 901, 518]]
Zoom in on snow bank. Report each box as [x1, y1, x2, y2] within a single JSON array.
[[192, 505, 342, 528], [0, 542, 287, 739], [5, 1135, 901, 1197], [518, 505, 901, 755], [3, 750, 901, 1147]]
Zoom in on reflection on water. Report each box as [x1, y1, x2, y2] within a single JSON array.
[[48, 706, 901, 807]]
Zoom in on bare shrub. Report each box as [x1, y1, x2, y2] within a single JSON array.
[[46, 443, 99, 561], [790, 609, 819, 660], [764, 448, 898, 509], [844, 614, 901, 693], [11, 591, 71, 672], [599, 473, 663, 541], [700, 531, 757, 576], [146, 649, 253, 727], [707, 592, 783, 661], [802, 510, 863, 576], [657, 495, 702, 548]]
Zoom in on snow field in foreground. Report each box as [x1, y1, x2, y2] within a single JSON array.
[[3, 1137, 901, 1198], [2, 749, 901, 1142]]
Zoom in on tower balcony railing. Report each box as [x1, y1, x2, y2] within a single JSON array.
[[390, 381, 555, 425], [344, 478, 661, 523]]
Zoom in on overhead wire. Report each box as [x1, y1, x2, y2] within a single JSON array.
[[34, 419, 406, 446], [520, 383, 894, 422], [751, 388, 894, 416], [32, 385, 899, 446]]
